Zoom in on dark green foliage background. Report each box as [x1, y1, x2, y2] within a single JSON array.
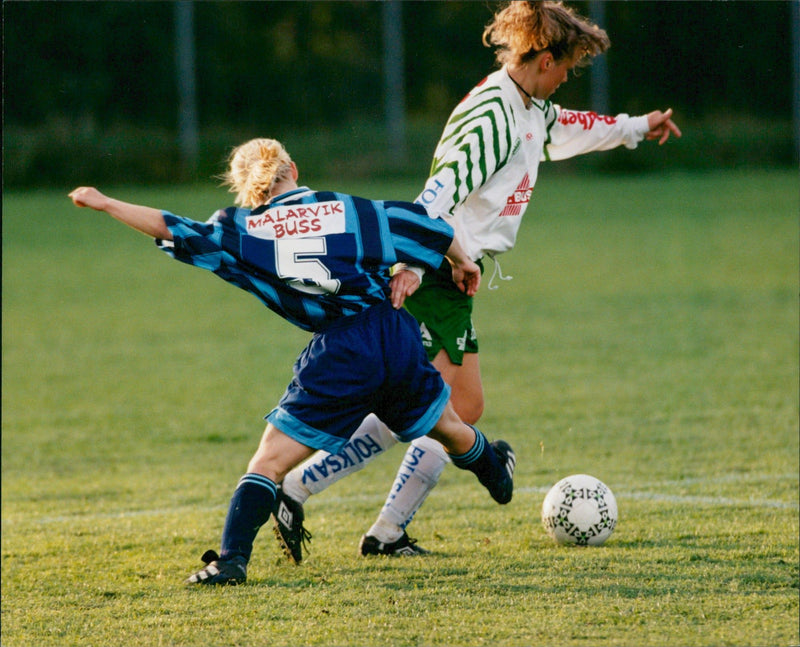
[[3, 1, 797, 186]]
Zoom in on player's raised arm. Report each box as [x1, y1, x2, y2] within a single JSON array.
[[69, 187, 172, 240]]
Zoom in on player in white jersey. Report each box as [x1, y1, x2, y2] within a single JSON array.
[[274, 0, 681, 562]]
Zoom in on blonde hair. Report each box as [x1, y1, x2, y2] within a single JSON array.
[[483, 1, 610, 68], [222, 138, 294, 208]]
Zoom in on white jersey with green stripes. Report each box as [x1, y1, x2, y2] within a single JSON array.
[[415, 66, 650, 262]]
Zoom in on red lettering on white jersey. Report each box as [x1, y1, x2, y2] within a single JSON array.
[[246, 200, 345, 239], [500, 173, 532, 217], [557, 110, 617, 130]]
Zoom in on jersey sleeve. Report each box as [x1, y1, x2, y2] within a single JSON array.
[[415, 83, 515, 219], [543, 105, 650, 161], [382, 201, 453, 271], [154, 209, 229, 272]]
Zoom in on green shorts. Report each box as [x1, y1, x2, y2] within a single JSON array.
[[404, 259, 480, 365]]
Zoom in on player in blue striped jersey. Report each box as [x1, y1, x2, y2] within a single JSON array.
[[157, 188, 452, 334], [69, 137, 516, 585]]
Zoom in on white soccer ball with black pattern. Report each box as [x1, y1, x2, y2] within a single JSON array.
[[541, 474, 618, 546]]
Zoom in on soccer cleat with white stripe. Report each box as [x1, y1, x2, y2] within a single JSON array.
[[184, 549, 247, 585], [488, 440, 515, 504], [359, 531, 430, 557]]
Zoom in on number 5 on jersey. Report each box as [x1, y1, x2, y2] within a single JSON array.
[[275, 238, 341, 295]]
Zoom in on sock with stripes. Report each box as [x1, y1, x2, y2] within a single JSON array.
[[448, 426, 503, 491], [219, 473, 277, 562]]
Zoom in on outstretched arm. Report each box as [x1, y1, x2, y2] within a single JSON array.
[[644, 108, 682, 145], [69, 187, 172, 240]]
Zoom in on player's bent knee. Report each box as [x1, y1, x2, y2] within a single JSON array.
[[427, 404, 475, 456], [452, 397, 484, 425], [248, 424, 316, 481]]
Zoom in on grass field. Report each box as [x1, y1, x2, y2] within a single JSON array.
[[2, 169, 798, 647]]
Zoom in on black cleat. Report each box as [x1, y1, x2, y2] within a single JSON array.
[[359, 532, 430, 557], [488, 440, 515, 504], [185, 549, 247, 585], [272, 487, 312, 564]]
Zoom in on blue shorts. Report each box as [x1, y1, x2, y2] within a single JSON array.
[[267, 300, 451, 454]]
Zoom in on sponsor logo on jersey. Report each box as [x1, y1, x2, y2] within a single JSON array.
[[558, 110, 617, 130], [500, 173, 532, 217], [415, 178, 446, 209], [245, 200, 345, 240]]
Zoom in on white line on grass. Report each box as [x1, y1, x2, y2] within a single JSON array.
[[12, 472, 799, 525], [518, 472, 799, 509], [516, 486, 798, 510]]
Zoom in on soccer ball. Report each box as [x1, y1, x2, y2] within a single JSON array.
[[541, 474, 618, 546]]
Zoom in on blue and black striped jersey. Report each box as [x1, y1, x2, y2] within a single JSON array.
[[156, 187, 453, 332]]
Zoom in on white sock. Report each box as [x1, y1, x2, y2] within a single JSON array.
[[366, 434, 450, 543], [281, 413, 399, 504]]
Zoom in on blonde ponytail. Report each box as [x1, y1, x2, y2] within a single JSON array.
[[222, 138, 294, 208]]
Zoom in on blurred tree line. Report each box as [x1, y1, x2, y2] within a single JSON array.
[[3, 1, 797, 187]]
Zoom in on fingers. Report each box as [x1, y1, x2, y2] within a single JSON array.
[[647, 108, 682, 145], [390, 279, 407, 309], [658, 118, 681, 145], [460, 270, 481, 296], [469, 271, 481, 296], [69, 186, 104, 208], [657, 110, 681, 145], [68, 187, 89, 207], [389, 270, 420, 309]]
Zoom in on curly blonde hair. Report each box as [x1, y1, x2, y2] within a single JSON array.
[[483, 1, 610, 68], [221, 138, 294, 208]]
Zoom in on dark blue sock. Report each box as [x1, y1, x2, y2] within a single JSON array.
[[449, 425, 512, 503], [449, 426, 494, 479], [219, 473, 277, 562]]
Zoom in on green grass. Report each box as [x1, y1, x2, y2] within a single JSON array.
[[2, 170, 798, 646]]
